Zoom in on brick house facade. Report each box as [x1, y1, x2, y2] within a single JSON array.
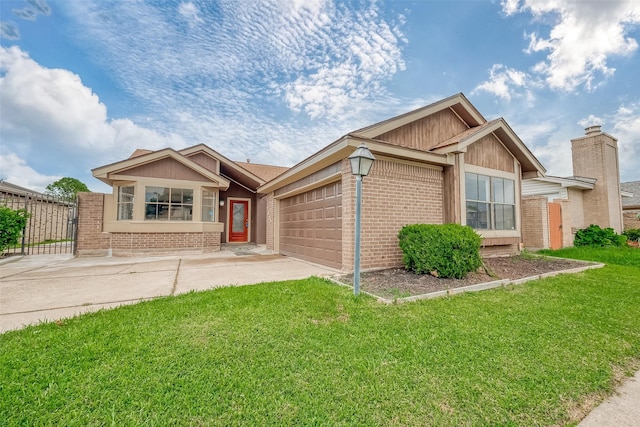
[[259, 93, 546, 271], [77, 145, 286, 256]]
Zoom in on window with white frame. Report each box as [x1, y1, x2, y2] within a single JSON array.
[[201, 189, 215, 222], [117, 186, 134, 220], [145, 186, 193, 220], [465, 172, 515, 230]]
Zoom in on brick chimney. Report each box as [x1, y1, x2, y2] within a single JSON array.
[[571, 125, 623, 233]]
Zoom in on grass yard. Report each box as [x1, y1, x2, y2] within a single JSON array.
[[1, 248, 639, 425]]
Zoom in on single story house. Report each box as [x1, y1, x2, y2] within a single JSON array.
[[80, 93, 546, 269], [80, 145, 287, 255], [521, 125, 626, 249]]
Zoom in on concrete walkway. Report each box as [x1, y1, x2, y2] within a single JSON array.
[[0, 245, 337, 332], [1, 249, 638, 426]]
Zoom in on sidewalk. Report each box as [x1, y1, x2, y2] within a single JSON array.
[[578, 370, 640, 427]]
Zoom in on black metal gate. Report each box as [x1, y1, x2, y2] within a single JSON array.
[[1, 192, 78, 255]]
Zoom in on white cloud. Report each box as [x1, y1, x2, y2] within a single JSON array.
[[480, 1, 640, 97], [61, 0, 406, 121], [611, 103, 640, 182], [472, 64, 536, 101], [0, 153, 60, 193], [177, 2, 203, 25], [0, 46, 186, 188], [578, 114, 605, 128]]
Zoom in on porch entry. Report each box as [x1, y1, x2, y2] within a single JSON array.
[[548, 202, 563, 250], [228, 199, 249, 243]]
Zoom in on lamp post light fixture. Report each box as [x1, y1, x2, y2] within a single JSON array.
[[348, 143, 376, 296]]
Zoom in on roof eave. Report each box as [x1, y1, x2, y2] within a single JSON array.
[[351, 93, 486, 139]]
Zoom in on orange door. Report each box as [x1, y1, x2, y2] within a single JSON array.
[[229, 200, 249, 242], [548, 202, 563, 250]]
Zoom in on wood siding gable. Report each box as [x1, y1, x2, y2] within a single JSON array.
[[116, 157, 215, 182], [374, 109, 469, 152], [184, 152, 219, 174], [465, 134, 515, 173]]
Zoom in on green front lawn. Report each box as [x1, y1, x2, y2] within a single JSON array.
[[1, 248, 639, 425]]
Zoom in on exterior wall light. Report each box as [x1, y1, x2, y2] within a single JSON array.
[[219, 199, 225, 207], [348, 143, 376, 296]]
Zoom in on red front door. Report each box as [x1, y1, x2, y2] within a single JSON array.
[[229, 200, 249, 242]]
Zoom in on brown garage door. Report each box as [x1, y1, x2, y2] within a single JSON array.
[[279, 181, 342, 269]]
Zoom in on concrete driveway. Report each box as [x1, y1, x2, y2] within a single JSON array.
[[0, 246, 338, 332]]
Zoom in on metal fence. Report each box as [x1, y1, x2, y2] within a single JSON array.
[[1, 192, 78, 255]]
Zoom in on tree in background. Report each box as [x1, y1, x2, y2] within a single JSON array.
[[45, 177, 90, 201]]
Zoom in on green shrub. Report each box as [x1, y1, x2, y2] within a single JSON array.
[[574, 224, 626, 247], [622, 228, 640, 242], [0, 207, 30, 254], [398, 224, 482, 279]]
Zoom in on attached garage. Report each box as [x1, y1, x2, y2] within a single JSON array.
[[279, 181, 342, 269]]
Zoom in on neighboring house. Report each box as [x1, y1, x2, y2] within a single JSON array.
[[621, 181, 640, 231], [0, 180, 75, 248], [258, 93, 546, 270], [521, 125, 625, 249], [79, 145, 287, 255]]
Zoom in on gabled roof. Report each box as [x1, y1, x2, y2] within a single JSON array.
[[351, 93, 485, 139], [621, 181, 640, 208], [92, 147, 231, 189], [258, 134, 453, 194], [179, 144, 266, 188], [259, 93, 547, 193], [431, 118, 546, 175]]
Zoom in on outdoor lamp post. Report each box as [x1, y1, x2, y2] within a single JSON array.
[[348, 143, 376, 296]]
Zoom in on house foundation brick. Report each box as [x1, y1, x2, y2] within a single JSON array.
[[76, 192, 222, 256]]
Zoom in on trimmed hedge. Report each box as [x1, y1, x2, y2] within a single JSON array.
[[398, 224, 482, 279]]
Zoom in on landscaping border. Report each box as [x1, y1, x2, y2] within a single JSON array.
[[329, 257, 605, 304]]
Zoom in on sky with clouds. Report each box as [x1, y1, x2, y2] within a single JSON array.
[[1, 0, 639, 193]]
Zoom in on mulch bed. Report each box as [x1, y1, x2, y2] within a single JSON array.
[[335, 255, 594, 300]]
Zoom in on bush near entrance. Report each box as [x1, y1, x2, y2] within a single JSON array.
[[0, 207, 30, 254], [398, 223, 482, 279]]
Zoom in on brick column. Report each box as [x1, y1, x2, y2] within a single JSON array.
[[76, 192, 110, 256], [521, 195, 549, 250]]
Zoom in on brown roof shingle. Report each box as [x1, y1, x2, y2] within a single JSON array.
[[234, 162, 289, 182]]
